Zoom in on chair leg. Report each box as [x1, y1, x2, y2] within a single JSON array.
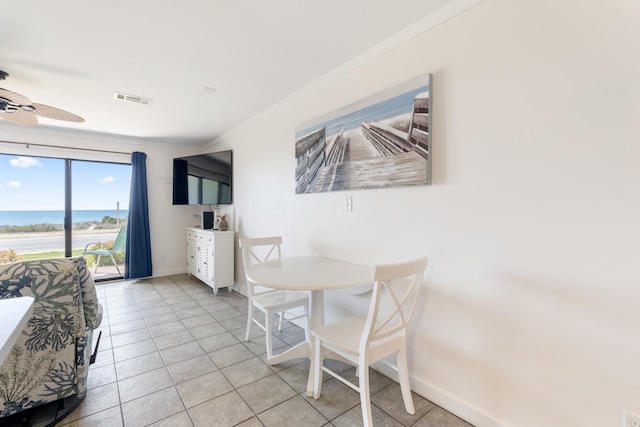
[[397, 347, 415, 414], [278, 311, 284, 331], [358, 363, 373, 427], [110, 253, 121, 275], [265, 310, 273, 359], [244, 303, 254, 341], [94, 255, 101, 273], [312, 336, 323, 399]]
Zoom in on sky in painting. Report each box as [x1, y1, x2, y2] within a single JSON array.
[[295, 74, 431, 141], [296, 84, 429, 140], [0, 154, 131, 210]]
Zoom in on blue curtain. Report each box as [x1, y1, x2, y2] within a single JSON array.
[[124, 151, 152, 279]]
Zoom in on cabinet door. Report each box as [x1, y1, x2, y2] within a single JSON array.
[[196, 234, 205, 278], [212, 232, 234, 288], [201, 239, 213, 281], [186, 231, 198, 275]]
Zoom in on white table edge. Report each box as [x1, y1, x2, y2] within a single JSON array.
[[0, 296, 35, 365]]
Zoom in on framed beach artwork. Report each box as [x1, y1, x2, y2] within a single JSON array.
[[295, 73, 432, 194]]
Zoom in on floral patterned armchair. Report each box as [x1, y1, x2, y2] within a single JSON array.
[[0, 257, 103, 418]]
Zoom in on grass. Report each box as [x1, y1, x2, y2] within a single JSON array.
[[389, 117, 411, 132], [21, 249, 85, 261]]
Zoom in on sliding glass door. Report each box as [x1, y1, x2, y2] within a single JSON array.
[[0, 153, 130, 280], [72, 160, 130, 279]]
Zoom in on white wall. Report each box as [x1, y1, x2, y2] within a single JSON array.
[[2, 1, 638, 425], [216, 0, 640, 426], [0, 125, 203, 277]]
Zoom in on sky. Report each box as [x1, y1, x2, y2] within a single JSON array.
[[0, 154, 131, 210]]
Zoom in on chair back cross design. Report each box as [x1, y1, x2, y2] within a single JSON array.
[[362, 264, 424, 353]]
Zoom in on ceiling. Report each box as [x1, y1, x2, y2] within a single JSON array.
[[0, 0, 470, 146]]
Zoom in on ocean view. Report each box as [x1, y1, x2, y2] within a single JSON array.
[[0, 210, 129, 227]]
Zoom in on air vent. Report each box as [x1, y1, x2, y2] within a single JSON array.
[[113, 92, 152, 105]]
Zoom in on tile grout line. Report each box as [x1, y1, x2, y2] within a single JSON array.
[[64, 275, 461, 427]]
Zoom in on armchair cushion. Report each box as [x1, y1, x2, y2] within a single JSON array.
[[0, 257, 103, 418]]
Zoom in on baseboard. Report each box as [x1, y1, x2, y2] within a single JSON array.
[[150, 266, 188, 277], [231, 282, 243, 295], [372, 361, 507, 427]]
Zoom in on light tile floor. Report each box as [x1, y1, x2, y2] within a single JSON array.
[[59, 274, 474, 427]]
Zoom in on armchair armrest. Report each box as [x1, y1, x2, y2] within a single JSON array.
[[76, 257, 103, 330]]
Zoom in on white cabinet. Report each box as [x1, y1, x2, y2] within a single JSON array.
[[186, 228, 234, 295]]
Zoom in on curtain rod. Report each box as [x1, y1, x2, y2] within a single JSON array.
[[0, 139, 132, 156]]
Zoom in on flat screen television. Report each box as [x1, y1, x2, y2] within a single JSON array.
[[173, 150, 232, 205]]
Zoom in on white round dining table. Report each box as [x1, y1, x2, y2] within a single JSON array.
[[246, 256, 373, 395]]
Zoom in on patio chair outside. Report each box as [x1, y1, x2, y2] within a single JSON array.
[[83, 226, 127, 275]]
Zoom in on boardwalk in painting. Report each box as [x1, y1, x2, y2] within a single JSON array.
[[309, 126, 427, 192]]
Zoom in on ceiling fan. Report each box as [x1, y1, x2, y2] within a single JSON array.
[[0, 70, 84, 126]]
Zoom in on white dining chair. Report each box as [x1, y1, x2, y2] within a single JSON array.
[[311, 256, 428, 427], [239, 236, 310, 359]]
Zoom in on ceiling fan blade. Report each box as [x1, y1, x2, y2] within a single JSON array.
[[0, 109, 38, 126], [0, 88, 32, 105], [32, 103, 84, 123]]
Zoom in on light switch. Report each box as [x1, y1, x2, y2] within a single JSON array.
[[346, 196, 353, 212]]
